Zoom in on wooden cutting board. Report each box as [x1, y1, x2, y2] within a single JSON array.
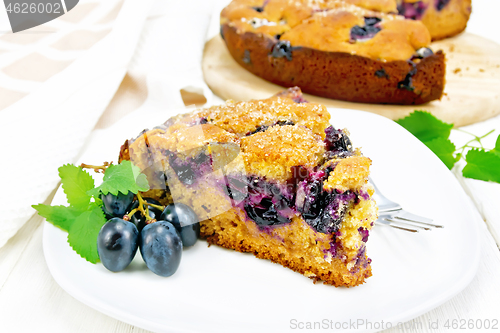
[[202, 33, 500, 127]]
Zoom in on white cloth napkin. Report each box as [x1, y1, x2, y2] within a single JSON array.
[[0, 0, 153, 248], [0, 0, 218, 248], [118, 0, 215, 118]]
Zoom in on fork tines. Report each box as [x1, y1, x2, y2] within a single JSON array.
[[370, 177, 443, 233], [376, 211, 444, 233]]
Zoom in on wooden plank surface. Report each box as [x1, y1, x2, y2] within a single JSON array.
[[203, 33, 500, 127]]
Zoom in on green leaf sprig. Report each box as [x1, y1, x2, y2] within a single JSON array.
[[33, 160, 150, 263], [396, 111, 500, 183]]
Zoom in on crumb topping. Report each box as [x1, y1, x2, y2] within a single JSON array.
[[241, 125, 325, 180], [323, 155, 371, 192], [194, 95, 330, 138], [158, 124, 239, 154]]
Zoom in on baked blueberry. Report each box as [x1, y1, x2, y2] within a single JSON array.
[[298, 179, 325, 220], [270, 41, 293, 61], [243, 50, 251, 64], [247, 125, 268, 136], [168, 152, 210, 185], [350, 17, 382, 42], [397, 61, 418, 91], [364, 17, 381, 26], [414, 47, 434, 59], [276, 120, 294, 126], [244, 198, 291, 227], [246, 120, 294, 136], [397, 1, 428, 20], [435, 0, 451, 11], [375, 68, 389, 78], [252, 5, 264, 12], [324, 126, 352, 154]]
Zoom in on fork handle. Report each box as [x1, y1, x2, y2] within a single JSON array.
[[368, 177, 402, 211]]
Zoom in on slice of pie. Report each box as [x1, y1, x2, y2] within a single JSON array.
[[119, 88, 377, 287]]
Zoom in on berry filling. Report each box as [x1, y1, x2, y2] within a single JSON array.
[[397, 1, 428, 20], [325, 237, 341, 258], [352, 244, 371, 272], [324, 126, 353, 159], [350, 17, 382, 42], [245, 197, 292, 226], [358, 227, 369, 242], [435, 0, 451, 11], [225, 175, 296, 228], [221, 126, 359, 234], [224, 170, 360, 234], [323, 228, 371, 264], [297, 176, 355, 233], [168, 152, 212, 185]]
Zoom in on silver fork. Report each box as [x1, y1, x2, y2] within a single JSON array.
[[370, 178, 444, 233]]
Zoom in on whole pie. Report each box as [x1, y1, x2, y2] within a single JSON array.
[[220, 0, 446, 104]]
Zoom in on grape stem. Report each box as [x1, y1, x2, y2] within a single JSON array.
[[80, 162, 113, 173], [144, 202, 165, 211], [123, 193, 166, 222], [136, 192, 158, 224], [124, 208, 139, 221]]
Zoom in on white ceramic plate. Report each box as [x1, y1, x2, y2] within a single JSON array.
[[43, 108, 481, 333]]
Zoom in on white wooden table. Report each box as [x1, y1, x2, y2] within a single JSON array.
[[1, 1, 499, 332]]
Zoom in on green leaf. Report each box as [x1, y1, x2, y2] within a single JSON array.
[[94, 197, 103, 207], [32, 204, 81, 232], [424, 137, 460, 170], [59, 164, 95, 210], [87, 160, 149, 197], [67, 204, 107, 264], [396, 111, 453, 142], [462, 149, 500, 183], [491, 134, 500, 158]]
